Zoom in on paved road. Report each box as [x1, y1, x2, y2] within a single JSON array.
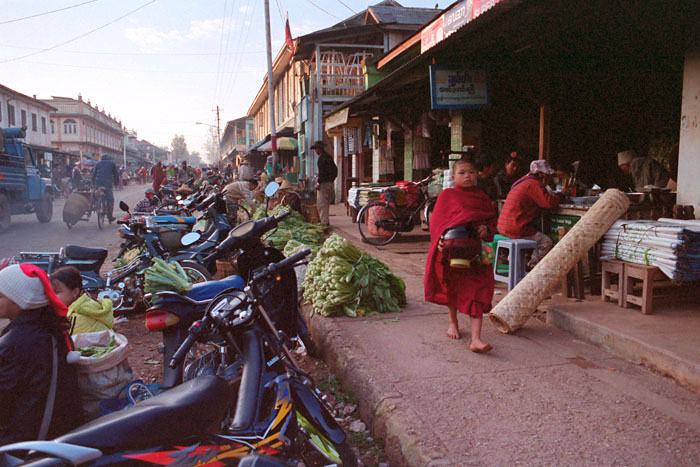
[[0, 183, 146, 260]]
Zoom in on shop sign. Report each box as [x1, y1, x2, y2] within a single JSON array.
[[429, 66, 488, 109], [548, 214, 581, 243], [325, 107, 349, 131], [420, 16, 445, 54], [444, 0, 473, 37], [420, 0, 502, 54]]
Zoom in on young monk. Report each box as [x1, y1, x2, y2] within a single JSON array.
[[424, 156, 497, 353]]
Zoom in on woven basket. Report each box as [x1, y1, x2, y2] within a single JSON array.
[[303, 204, 321, 224], [215, 258, 238, 279], [489, 189, 629, 334]]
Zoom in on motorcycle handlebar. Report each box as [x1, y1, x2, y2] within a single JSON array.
[[117, 220, 128, 224], [252, 249, 311, 284]]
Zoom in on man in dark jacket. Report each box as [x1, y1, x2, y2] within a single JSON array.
[[0, 264, 82, 445], [312, 140, 337, 225], [92, 154, 119, 222]]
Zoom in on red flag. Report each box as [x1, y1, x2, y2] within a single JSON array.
[[285, 15, 295, 59]]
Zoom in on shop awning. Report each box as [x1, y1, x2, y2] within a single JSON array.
[[247, 135, 270, 152], [258, 137, 298, 152]]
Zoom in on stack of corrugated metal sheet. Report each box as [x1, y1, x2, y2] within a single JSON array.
[[601, 219, 700, 281]]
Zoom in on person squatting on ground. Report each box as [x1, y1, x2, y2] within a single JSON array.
[[497, 159, 562, 268], [51, 266, 113, 335], [424, 157, 496, 353], [133, 187, 159, 214], [0, 264, 83, 445]]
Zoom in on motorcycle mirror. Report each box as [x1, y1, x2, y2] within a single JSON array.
[[176, 195, 182, 200], [182, 199, 192, 206], [119, 201, 130, 212], [181, 232, 201, 246], [265, 181, 280, 198]]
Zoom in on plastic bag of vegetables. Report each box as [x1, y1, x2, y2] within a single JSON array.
[[303, 234, 406, 317], [143, 258, 192, 298]]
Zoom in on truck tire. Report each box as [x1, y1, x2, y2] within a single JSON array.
[[35, 194, 53, 223], [0, 194, 10, 232]]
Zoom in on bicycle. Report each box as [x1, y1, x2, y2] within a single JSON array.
[[93, 186, 109, 229], [357, 176, 438, 245]]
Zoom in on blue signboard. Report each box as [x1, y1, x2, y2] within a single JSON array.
[[429, 66, 489, 109]]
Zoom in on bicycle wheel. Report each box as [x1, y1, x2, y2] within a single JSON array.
[[96, 196, 105, 229], [357, 201, 399, 245], [423, 198, 437, 231], [180, 260, 211, 283]]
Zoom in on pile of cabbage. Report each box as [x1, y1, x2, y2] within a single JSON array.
[[303, 234, 406, 317]]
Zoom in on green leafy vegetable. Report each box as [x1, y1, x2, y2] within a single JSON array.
[[302, 234, 406, 317]]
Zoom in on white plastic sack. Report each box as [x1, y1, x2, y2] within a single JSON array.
[[73, 330, 133, 420], [73, 330, 129, 371]]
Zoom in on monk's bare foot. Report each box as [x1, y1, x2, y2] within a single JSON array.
[[446, 322, 461, 339], [470, 341, 493, 353]]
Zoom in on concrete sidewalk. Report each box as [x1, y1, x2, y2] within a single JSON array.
[[307, 204, 700, 466]]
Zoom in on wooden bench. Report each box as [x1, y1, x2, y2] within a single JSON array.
[[623, 263, 664, 315]]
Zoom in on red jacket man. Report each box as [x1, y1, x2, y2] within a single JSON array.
[[497, 160, 562, 267]]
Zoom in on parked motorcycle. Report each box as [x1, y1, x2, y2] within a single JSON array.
[[0, 252, 356, 466], [145, 183, 316, 387]]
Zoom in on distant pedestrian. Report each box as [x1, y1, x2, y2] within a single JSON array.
[[151, 161, 165, 193], [424, 156, 496, 353], [311, 140, 337, 226]]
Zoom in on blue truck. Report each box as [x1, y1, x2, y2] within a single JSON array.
[[0, 127, 54, 230]]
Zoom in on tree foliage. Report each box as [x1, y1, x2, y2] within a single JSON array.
[[204, 127, 220, 163]]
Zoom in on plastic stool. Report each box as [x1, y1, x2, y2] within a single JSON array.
[[493, 238, 537, 291]]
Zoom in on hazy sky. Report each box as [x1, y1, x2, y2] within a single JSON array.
[[1, 0, 440, 160]]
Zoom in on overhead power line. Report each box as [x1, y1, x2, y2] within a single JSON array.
[[306, 0, 341, 20], [0, 0, 103, 25], [0, 43, 263, 56], [0, 0, 157, 64], [335, 0, 357, 14], [15, 58, 264, 74]]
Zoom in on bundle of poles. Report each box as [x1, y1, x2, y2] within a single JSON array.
[[600, 219, 700, 281]]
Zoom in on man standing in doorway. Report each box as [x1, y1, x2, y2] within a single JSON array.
[[311, 140, 337, 226]]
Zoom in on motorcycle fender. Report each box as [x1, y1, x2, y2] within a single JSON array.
[[290, 379, 346, 445]]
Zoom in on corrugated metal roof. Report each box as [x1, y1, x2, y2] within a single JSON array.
[[367, 6, 439, 25]]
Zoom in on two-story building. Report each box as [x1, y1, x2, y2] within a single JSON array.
[[221, 116, 254, 165], [42, 94, 125, 164], [0, 83, 55, 147], [246, 0, 438, 195]]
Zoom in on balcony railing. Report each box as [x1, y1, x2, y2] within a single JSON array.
[[315, 50, 374, 101]]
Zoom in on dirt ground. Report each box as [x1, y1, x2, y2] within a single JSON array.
[[113, 312, 387, 467]]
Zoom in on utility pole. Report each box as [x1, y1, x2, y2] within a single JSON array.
[[216, 105, 222, 170], [123, 130, 127, 168], [264, 0, 278, 175]]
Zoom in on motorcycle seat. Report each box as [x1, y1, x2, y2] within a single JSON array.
[[54, 376, 234, 451], [64, 245, 108, 263], [152, 215, 197, 225], [186, 275, 245, 301]]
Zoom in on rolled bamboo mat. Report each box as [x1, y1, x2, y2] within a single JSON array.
[[489, 189, 630, 334]]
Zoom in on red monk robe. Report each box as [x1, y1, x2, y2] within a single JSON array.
[[424, 187, 497, 317]]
